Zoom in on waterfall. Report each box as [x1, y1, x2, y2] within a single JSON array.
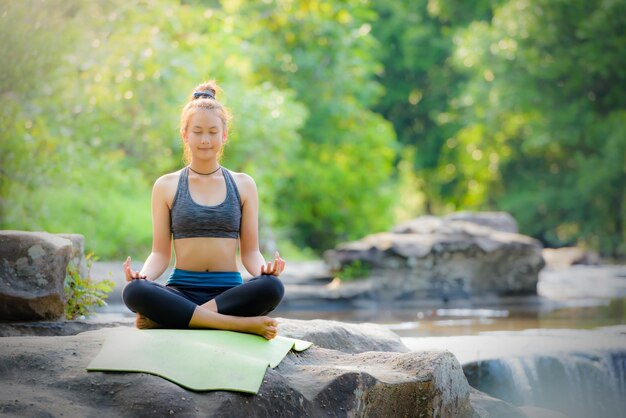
[[463, 350, 626, 418]]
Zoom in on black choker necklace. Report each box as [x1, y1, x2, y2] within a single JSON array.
[[188, 165, 221, 176]]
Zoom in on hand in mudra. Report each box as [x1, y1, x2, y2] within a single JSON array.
[[123, 256, 147, 282], [261, 251, 286, 277]]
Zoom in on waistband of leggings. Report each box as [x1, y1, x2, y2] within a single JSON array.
[[165, 268, 243, 287]]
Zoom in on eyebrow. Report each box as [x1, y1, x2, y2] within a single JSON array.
[[192, 125, 219, 129]]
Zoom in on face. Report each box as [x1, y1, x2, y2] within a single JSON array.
[[182, 109, 227, 160]]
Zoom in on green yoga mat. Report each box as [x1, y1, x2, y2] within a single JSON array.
[[87, 327, 312, 393]]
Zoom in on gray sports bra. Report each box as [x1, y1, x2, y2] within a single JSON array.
[[170, 166, 242, 239]]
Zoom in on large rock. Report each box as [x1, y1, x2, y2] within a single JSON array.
[[324, 214, 544, 301], [0, 231, 77, 320], [276, 318, 410, 353], [391, 212, 517, 235], [442, 212, 518, 233], [0, 319, 475, 417], [541, 247, 600, 269], [538, 264, 626, 299], [57, 233, 89, 279]]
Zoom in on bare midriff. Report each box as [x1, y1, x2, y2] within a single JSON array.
[[173, 237, 239, 272]]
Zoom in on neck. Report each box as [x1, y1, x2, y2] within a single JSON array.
[[189, 160, 221, 176]]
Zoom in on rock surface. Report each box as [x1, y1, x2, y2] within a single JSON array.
[[0, 230, 77, 320], [538, 264, 626, 299], [0, 318, 475, 417], [324, 214, 545, 301], [541, 247, 600, 269], [442, 212, 518, 234], [0, 316, 134, 337], [275, 318, 410, 354]]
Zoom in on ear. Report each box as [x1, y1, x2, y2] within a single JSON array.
[[222, 131, 228, 143], [181, 130, 188, 143]]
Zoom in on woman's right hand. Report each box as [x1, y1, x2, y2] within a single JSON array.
[[123, 256, 147, 282]]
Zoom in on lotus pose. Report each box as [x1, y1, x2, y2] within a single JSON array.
[[122, 80, 285, 340]]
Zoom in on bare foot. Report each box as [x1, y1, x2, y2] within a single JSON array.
[[135, 313, 162, 329], [241, 316, 278, 340]]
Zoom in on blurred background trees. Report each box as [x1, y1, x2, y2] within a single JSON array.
[[1, 0, 624, 259]]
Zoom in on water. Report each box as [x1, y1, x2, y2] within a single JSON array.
[[451, 331, 626, 418], [269, 298, 626, 338]]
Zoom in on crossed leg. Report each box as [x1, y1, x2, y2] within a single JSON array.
[[200, 274, 285, 316], [122, 275, 284, 339]]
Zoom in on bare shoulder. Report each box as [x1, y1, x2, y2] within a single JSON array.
[[153, 169, 184, 206], [229, 170, 257, 202]]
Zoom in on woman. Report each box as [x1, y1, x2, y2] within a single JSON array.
[[122, 81, 285, 340]]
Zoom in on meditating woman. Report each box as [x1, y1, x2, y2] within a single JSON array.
[[122, 80, 285, 340]]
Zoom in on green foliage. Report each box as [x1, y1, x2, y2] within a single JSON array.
[[232, 0, 399, 251], [369, 0, 498, 214], [447, 0, 626, 255], [1, 0, 624, 259], [1, 0, 308, 258], [335, 260, 371, 281], [64, 253, 115, 320]]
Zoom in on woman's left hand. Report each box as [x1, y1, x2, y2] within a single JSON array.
[[261, 251, 286, 277]]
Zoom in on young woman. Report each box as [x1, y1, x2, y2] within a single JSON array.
[[122, 81, 285, 340]]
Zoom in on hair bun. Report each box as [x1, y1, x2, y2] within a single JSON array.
[[193, 91, 215, 100]]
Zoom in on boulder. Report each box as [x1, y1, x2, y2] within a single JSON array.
[[538, 264, 626, 299], [391, 212, 518, 235], [275, 318, 409, 353], [0, 230, 76, 320], [324, 214, 544, 301], [0, 318, 474, 417], [57, 233, 89, 279], [442, 212, 518, 233], [542, 247, 600, 269]]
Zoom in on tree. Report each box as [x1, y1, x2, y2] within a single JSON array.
[[229, 0, 399, 251], [450, 0, 626, 255]]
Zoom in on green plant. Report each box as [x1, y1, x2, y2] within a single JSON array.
[[64, 252, 115, 320], [336, 259, 371, 281]]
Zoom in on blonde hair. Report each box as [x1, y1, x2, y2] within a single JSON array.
[[179, 80, 232, 164]]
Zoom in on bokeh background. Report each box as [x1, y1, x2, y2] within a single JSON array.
[[1, 0, 624, 261]]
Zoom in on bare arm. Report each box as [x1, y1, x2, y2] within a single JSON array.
[[238, 174, 266, 276], [139, 176, 172, 280], [238, 174, 285, 277]]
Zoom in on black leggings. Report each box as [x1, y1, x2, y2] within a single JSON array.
[[122, 274, 284, 329]]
